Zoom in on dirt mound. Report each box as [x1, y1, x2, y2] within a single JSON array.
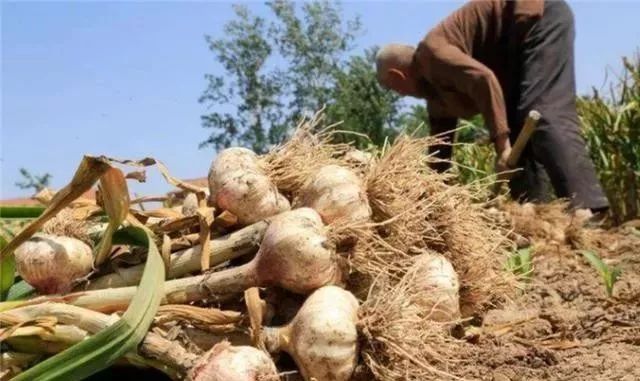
[[452, 205, 640, 381]]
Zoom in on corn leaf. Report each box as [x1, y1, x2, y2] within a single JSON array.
[[580, 250, 621, 297], [580, 250, 608, 278], [505, 247, 534, 281], [0, 233, 16, 301]]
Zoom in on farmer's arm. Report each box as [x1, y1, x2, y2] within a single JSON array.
[[418, 36, 511, 155]]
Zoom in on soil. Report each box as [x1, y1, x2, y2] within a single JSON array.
[[457, 218, 640, 381]]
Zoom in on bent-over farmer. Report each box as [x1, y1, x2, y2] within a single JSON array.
[[376, 0, 609, 214]]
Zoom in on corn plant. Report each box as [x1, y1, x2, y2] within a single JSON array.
[[453, 116, 496, 185], [454, 142, 496, 185], [580, 250, 622, 298], [578, 52, 640, 223], [505, 247, 534, 282]]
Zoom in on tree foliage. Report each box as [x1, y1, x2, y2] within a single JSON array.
[[15, 168, 52, 193], [267, 0, 361, 124], [199, 5, 282, 153], [199, 0, 405, 153], [326, 48, 404, 148]]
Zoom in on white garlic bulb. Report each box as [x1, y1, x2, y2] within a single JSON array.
[[297, 165, 371, 225], [208, 147, 291, 225], [263, 286, 359, 381], [408, 253, 460, 322], [14, 234, 93, 294]]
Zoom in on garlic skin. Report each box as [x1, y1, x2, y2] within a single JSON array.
[[408, 253, 460, 322], [208, 147, 291, 225], [187, 342, 278, 381], [263, 286, 359, 381], [298, 165, 371, 225], [14, 234, 93, 294], [255, 208, 338, 294]]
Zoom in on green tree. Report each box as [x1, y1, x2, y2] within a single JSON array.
[[199, 5, 282, 153], [15, 168, 52, 193], [398, 103, 429, 136], [200, 1, 366, 153], [267, 0, 362, 125], [326, 48, 405, 148]]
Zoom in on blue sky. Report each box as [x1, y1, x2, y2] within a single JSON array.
[[2, 1, 639, 199]]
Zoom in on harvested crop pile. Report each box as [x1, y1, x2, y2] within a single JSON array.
[[1, 113, 636, 380]]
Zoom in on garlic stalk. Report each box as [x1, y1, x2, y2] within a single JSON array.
[[0, 303, 198, 373], [42, 208, 340, 312], [84, 220, 268, 290]]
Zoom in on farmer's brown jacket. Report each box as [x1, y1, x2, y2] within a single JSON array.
[[411, 0, 544, 141]]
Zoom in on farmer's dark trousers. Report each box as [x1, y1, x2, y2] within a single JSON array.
[[506, 0, 609, 211]]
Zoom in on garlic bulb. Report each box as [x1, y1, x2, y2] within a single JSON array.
[[208, 147, 290, 225], [187, 342, 278, 381], [182, 192, 199, 216], [253, 208, 338, 294], [56, 208, 340, 309], [298, 165, 371, 225], [408, 253, 460, 322], [14, 234, 93, 294], [262, 286, 359, 381], [170, 207, 339, 299]]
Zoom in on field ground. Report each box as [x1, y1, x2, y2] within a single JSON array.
[[461, 221, 640, 381]]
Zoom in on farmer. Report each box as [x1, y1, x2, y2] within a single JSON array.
[[375, 0, 609, 214]]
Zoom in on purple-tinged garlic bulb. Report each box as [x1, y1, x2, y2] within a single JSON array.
[[187, 341, 278, 381]]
